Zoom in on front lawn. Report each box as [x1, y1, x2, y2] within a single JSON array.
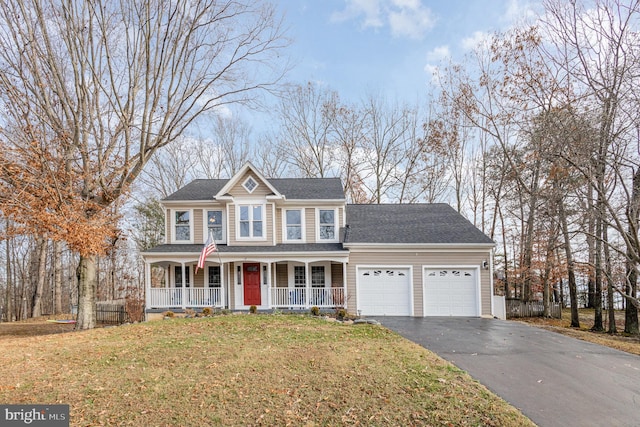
[[0, 314, 534, 426]]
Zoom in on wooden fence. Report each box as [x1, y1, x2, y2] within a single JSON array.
[[96, 302, 130, 325], [506, 299, 562, 319]]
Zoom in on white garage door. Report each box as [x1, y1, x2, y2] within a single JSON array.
[[358, 267, 412, 316], [424, 268, 478, 316]]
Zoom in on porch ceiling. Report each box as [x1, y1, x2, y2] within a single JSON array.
[[142, 244, 349, 264]]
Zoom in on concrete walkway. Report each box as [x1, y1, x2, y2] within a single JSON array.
[[370, 317, 640, 427]]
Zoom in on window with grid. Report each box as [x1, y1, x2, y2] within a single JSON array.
[[311, 266, 325, 288], [207, 210, 223, 241], [175, 266, 190, 287], [239, 205, 263, 238], [294, 266, 306, 288], [286, 209, 302, 241], [318, 209, 335, 240], [175, 211, 190, 241], [208, 266, 221, 288]]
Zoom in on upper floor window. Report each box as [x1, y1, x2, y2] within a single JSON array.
[[243, 176, 258, 193], [318, 209, 336, 241], [207, 210, 223, 241], [239, 204, 263, 238], [175, 210, 190, 241], [285, 209, 302, 241]]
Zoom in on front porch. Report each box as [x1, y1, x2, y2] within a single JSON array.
[[147, 286, 345, 310], [144, 255, 349, 312]]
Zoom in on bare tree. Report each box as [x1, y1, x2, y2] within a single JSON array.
[[252, 133, 289, 178], [276, 82, 340, 178], [0, 0, 289, 329], [138, 139, 200, 198], [543, 0, 640, 332]]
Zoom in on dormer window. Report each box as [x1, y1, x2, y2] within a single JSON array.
[[243, 176, 258, 193]]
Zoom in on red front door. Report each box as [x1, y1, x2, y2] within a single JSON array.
[[243, 263, 261, 306]]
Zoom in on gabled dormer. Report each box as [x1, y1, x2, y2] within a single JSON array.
[[214, 162, 283, 245]]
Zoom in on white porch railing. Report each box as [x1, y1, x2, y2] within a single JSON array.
[[148, 287, 222, 308], [271, 287, 345, 308]]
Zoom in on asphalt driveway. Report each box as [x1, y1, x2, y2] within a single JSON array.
[[370, 317, 640, 427]]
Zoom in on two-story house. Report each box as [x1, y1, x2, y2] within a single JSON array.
[[141, 162, 497, 319]]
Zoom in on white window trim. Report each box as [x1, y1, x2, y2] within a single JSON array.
[[287, 262, 307, 288], [235, 203, 267, 241], [173, 265, 192, 288], [203, 209, 226, 244], [316, 208, 338, 243], [207, 265, 222, 288], [242, 176, 259, 193], [172, 209, 194, 244], [311, 262, 331, 288], [282, 208, 306, 243]]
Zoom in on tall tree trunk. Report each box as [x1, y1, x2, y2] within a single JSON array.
[[624, 166, 640, 334], [76, 254, 97, 330], [593, 211, 604, 332], [498, 204, 510, 297], [4, 224, 12, 322], [53, 241, 63, 315], [586, 182, 596, 308], [603, 226, 616, 334], [20, 278, 28, 320], [522, 160, 541, 302], [542, 233, 555, 318], [31, 237, 48, 318], [559, 198, 579, 328]]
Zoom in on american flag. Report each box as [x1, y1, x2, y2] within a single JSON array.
[[196, 236, 217, 274]]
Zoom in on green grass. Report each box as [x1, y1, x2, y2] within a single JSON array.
[[0, 315, 535, 426]]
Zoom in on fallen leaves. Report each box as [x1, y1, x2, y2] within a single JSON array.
[[0, 315, 534, 426]]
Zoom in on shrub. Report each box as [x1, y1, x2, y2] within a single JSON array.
[[163, 311, 175, 318], [201, 307, 213, 316], [310, 306, 320, 316], [336, 308, 347, 320], [249, 305, 257, 314]]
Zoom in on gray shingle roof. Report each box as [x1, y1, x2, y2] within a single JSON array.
[[163, 179, 227, 201], [162, 177, 344, 201], [344, 203, 494, 245], [269, 178, 344, 200]]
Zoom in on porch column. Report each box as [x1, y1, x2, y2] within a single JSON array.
[[304, 261, 310, 307], [342, 262, 348, 309], [181, 262, 186, 309], [220, 262, 225, 309], [145, 261, 151, 309], [267, 262, 272, 308]]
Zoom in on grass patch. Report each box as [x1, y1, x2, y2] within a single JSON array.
[[0, 315, 534, 426], [518, 308, 640, 356]]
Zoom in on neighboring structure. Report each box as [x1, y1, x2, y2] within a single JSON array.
[[141, 162, 496, 319]]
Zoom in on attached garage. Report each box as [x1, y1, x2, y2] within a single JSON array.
[[423, 268, 479, 316], [357, 267, 412, 316]]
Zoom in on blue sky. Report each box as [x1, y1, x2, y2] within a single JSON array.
[[275, 0, 540, 104]]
